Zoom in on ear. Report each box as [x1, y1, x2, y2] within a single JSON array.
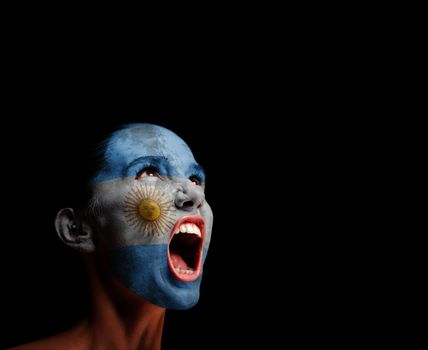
[[55, 208, 96, 253]]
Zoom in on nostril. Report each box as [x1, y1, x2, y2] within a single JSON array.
[[183, 200, 194, 208]]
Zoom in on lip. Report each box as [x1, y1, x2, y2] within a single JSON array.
[[167, 215, 205, 282]]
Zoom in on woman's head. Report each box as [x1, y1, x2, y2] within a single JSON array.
[[55, 123, 213, 309]]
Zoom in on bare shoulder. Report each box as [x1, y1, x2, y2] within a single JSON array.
[[7, 322, 90, 350], [7, 336, 89, 350]]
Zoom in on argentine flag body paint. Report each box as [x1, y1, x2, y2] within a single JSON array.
[[90, 124, 213, 309], [109, 246, 209, 309]]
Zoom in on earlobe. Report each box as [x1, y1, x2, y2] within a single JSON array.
[[55, 208, 96, 253]]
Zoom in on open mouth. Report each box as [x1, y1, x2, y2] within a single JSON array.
[[167, 215, 205, 282]]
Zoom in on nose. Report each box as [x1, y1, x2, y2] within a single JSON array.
[[175, 181, 205, 211]]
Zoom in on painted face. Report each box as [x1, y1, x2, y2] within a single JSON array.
[[89, 124, 213, 309]]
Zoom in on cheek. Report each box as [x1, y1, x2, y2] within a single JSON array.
[[123, 182, 176, 238], [91, 200, 132, 248], [199, 202, 214, 248]]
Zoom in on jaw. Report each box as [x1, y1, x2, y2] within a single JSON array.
[[167, 215, 205, 282], [107, 244, 203, 309]]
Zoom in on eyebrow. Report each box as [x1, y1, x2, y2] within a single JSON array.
[[125, 156, 206, 180], [188, 163, 206, 180], [125, 156, 168, 172]]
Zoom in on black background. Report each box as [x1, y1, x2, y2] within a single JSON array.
[[0, 72, 356, 348], [0, 10, 405, 347]]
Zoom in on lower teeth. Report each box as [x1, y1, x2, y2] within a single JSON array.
[[175, 267, 194, 274]]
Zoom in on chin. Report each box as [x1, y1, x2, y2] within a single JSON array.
[[108, 244, 207, 309], [157, 280, 201, 310]]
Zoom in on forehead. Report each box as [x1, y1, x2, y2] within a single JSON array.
[[93, 124, 196, 183], [106, 124, 194, 164]]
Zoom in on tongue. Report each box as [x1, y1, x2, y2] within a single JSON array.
[[170, 253, 189, 269]]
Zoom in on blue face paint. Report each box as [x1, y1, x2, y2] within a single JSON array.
[[108, 246, 209, 309], [92, 124, 202, 184], [90, 123, 213, 309]]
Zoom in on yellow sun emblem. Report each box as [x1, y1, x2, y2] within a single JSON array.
[[123, 184, 176, 237]]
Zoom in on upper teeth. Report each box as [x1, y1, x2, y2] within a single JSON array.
[[177, 223, 201, 237]]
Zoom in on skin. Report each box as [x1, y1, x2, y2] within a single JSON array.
[[10, 124, 213, 350]]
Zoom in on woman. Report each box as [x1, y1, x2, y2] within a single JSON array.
[[10, 123, 214, 350]]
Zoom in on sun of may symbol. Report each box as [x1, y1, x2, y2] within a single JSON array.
[[123, 184, 176, 237]]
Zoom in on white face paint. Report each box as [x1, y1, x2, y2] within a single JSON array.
[[88, 123, 213, 309], [90, 175, 213, 249]]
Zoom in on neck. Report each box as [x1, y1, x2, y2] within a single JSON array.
[[84, 254, 166, 350]]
